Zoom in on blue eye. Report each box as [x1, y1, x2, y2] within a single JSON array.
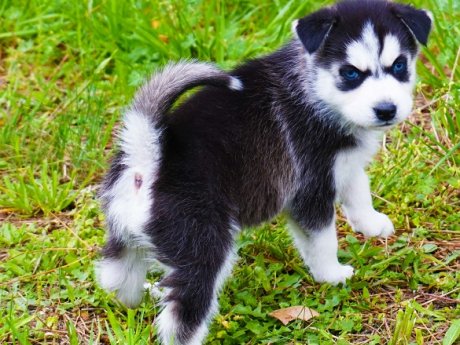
[[340, 68, 361, 81], [392, 61, 407, 74]]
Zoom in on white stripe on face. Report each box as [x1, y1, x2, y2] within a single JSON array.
[[346, 23, 404, 72], [380, 34, 401, 67], [346, 22, 379, 72]]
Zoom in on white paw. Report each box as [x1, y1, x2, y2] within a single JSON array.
[[349, 211, 394, 238], [311, 263, 354, 285], [143, 282, 165, 300]]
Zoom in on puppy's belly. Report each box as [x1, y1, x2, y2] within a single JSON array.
[[237, 184, 288, 226]]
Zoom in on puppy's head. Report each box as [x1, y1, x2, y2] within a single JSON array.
[[293, 0, 432, 130]]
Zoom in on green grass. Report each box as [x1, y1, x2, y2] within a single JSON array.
[[0, 0, 459, 344]]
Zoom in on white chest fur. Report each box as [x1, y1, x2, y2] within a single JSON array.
[[334, 130, 382, 201]]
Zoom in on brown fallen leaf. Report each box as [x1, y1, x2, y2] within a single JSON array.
[[159, 34, 169, 43], [269, 306, 319, 325]]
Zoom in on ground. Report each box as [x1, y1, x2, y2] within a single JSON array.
[[0, 0, 459, 344]]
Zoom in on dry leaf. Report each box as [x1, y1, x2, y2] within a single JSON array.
[[80, 310, 90, 321], [159, 34, 169, 43], [269, 306, 319, 325]]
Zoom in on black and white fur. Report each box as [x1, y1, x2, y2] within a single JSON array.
[[95, 1, 432, 344]]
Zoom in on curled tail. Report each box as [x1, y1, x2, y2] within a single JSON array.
[[131, 61, 242, 124]]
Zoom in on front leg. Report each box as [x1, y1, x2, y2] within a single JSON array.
[[339, 168, 394, 238], [288, 192, 353, 285], [288, 217, 354, 285]]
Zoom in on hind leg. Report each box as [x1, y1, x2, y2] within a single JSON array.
[[95, 236, 151, 308], [156, 252, 235, 345], [154, 226, 236, 345]]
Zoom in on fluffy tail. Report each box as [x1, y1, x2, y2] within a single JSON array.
[[131, 61, 242, 123]]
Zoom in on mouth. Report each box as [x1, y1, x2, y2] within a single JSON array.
[[374, 121, 396, 128]]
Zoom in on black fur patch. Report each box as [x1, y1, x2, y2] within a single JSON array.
[[101, 235, 126, 259], [100, 151, 126, 194], [296, 7, 337, 54], [391, 3, 432, 45]]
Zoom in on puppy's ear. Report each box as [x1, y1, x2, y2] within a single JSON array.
[[293, 8, 337, 54], [392, 4, 433, 46]]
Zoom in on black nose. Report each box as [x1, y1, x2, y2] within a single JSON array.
[[373, 102, 397, 121]]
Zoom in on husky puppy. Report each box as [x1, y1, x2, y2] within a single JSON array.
[[95, 0, 432, 344]]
